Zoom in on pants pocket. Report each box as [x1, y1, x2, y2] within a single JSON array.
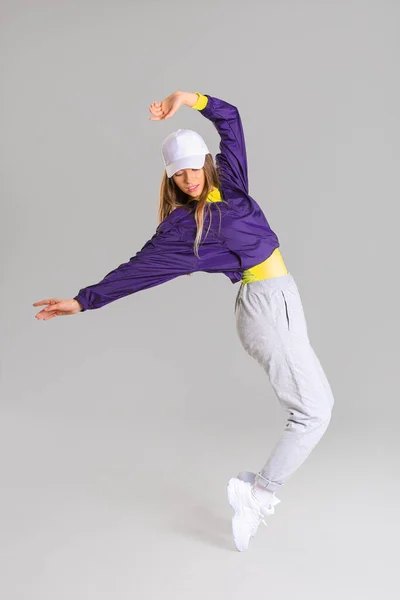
[[281, 290, 290, 330], [282, 286, 309, 339]]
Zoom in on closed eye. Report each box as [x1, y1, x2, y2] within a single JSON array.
[[175, 169, 199, 176]]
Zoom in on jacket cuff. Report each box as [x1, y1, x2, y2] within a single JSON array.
[[74, 294, 87, 312], [192, 92, 209, 111]]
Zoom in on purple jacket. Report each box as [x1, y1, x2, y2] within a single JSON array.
[[74, 94, 280, 311]]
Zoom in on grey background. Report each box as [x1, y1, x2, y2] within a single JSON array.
[[1, 0, 399, 598]]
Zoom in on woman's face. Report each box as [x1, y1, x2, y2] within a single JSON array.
[[172, 168, 206, 199]]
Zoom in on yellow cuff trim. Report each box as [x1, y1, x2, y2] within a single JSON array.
[[192, 92, 209, 111]]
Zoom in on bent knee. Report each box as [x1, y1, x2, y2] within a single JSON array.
[[313, 406, 332, 432], [291, 406, 332, 433]]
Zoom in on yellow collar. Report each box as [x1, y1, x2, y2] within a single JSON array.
[[206, 187, 222, 203]]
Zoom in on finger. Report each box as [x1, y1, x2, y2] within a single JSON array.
[[35, 310, 56, 319], [33, 300, 53, 306], [44, 303, 60, 311], [43, 313, 58, 320], [149, 109, 164, 120]]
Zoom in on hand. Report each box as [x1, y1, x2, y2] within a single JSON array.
[[148, 90, 184, 121], [33, 298, 83, 320]]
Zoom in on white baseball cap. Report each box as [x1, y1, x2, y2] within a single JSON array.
[[162, 129, 209, 178]]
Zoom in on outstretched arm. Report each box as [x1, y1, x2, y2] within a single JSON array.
[[74, 223, 198, 311]]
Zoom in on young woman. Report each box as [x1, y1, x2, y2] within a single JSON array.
[[33, 90, 335, 552]]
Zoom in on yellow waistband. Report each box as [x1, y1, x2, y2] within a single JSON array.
[[241, 248, 288, 283]]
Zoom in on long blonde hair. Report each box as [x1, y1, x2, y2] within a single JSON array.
[[158, 154, 226, 258]]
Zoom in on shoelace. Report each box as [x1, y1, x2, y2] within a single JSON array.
[[258, 496, 281, 526], [250, 503, 271, 528], [260, 513, 268, 527]]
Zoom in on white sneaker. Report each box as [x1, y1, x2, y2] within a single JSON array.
[[227, 476, 281, 552]]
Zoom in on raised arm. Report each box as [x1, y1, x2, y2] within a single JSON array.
[[148, 90, 248, 193], [188, 92, 249, 194], [74, 222, 197, 311]]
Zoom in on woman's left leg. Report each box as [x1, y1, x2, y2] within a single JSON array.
[[235, 274, 335, 494], [229, 274, 334, 551]]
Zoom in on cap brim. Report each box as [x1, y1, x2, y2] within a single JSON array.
[[166, 155, 206, 178]]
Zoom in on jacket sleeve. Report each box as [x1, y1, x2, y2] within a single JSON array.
[[192, 93, 249, 194], [74, 222, 197, 311]]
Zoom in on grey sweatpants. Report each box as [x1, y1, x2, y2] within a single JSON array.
[[235, 273, 334, 493]]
